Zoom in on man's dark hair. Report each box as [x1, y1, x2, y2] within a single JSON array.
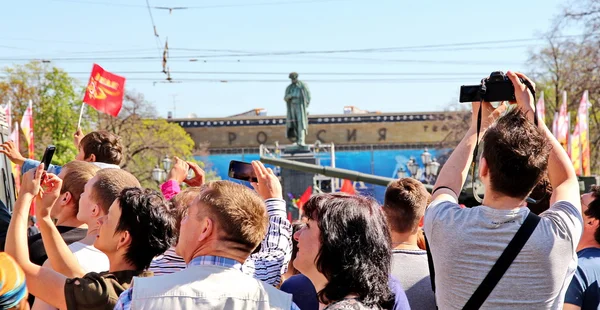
[[79, 131, 123, 165], [304, 193, 394, 309], [482, 108, 551, 199], [116, 187, 177, 270], [383, 178, 431, 233], [583, 186, 600, 244], [527, 175, 553, 215], [91, 169, 141, 214]]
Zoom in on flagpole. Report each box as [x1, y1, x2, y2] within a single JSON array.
[[77, 102, 86, 129]]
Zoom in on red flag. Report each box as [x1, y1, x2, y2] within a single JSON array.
[[570, 125, 582, 175], [83, 64, 126, 117], [556, 91, 569, 151], [4, 100, 12, 132], [536, 91, 545, 124], [20, 100, 34, 159], [340, 179, 356, 195], [578, 91, 592, 175], [297, 186, 312, 211]]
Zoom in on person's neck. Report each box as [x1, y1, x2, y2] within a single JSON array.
[[189, 241, 249, 264], [576, 237, 600, 252], [108, 254, 137, 273], [76, 222, 100, 246], [55, 215, 86, 229], [390, 230, 420, 250], [482, 189, 526, 211]]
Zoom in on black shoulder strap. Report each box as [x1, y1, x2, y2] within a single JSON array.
[[463, 211, 541, 310], [424, 233, 438, 309], [424, 234, 436, 293]]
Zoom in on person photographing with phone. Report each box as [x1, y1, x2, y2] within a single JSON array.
[[424, 71, 582, 309], [0, 130, 122, 175], [150, 157, 293, 287]]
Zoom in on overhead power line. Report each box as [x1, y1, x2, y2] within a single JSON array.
[[10, 70, 486, 76], [48, 0, 354, 10]]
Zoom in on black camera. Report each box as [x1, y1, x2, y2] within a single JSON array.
[[459, 71, 530, 103]]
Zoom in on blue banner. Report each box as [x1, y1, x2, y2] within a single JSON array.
[[197, 148, 449, 204]]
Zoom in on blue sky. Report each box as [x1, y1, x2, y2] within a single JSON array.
[[0, 0, 579, 118]]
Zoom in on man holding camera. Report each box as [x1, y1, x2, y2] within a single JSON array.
[[424, 71, 582, 309]]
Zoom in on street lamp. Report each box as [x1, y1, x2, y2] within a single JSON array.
[[152, 165, 166, 184], [397, 167, 407, 179], [151, 155, 172, 184], [429, 158, 440, 177], [421, 148, 432, 166], [406, 157, 419, 177], [162, 155, 173, 172]]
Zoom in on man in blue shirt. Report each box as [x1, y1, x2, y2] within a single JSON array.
[[565, 185, 600, 310]]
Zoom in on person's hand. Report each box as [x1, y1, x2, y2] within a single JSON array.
[[166, 157, 190, 184], [507, 71, 536, 116], [20, 164, 44, 198], [470, 101, 508, 132], [36, 173, 62, 218], [73, 128, 84, 148], [183, 161, 205, 187], [250, 161, 283, 200], [0, 141, 26, 165]]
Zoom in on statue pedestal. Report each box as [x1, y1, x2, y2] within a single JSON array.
[[283, 144, 310, 155], [280, 152, 316, 219]]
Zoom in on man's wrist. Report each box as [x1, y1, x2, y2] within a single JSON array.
[[18, 192, 35, 201], [36, 209, 52, 220], [14, 156, 26, 165]]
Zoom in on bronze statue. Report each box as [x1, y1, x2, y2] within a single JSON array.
[[284, 72, 311, 150]]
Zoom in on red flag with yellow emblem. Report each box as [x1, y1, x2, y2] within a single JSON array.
[[83, 64, 125, 117]]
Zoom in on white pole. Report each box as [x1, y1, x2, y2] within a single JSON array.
[[77, 102, 86, 129]]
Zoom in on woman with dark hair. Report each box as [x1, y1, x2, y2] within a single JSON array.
[[293, 193, 397, 310]]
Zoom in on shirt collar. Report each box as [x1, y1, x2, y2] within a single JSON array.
[[187, 255, 243, 270]]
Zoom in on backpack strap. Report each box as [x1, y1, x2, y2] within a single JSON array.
[[424, 233, 437, 309]]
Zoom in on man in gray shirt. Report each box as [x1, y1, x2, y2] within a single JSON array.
[[383, 178, 436, 310], [424, 72, 582, 309]]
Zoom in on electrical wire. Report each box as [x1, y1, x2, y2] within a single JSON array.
[[47, 0, 354, 9]]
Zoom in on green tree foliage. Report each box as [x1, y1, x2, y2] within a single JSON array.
[[0, 61, 94, 165], [99, 92, 216, 188], [0, 61, 218, 185]]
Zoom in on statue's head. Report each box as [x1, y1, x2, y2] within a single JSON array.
[[289, 72, 299, 82]]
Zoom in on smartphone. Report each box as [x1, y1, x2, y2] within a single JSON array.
[[40, 145, 56, 172], [228, 160, 258, 183]]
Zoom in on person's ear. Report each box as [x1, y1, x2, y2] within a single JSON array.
[[62, 191, 72, 205], [197, 217, 214, 243], [479, 157, 489, 179], [85, 153, 96, 162], [116, 230, 132, 252], [91, 204, 103, 218]]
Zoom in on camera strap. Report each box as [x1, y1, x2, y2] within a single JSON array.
[[471, 81, 537, 204]]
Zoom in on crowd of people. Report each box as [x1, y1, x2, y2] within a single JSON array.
[[0, 71, 595, 310]]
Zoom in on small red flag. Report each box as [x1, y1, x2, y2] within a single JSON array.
[[340, 179, 356, 195], [83, 64, 126, 117], [297, 186, 312, 211]]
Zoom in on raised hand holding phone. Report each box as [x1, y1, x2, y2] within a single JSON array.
[[228, 160, 258, 183]]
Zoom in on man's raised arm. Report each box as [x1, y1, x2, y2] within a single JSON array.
[[5, 165, 69, 310], [507, 72, 581, 210], [431, 102, 506, 203], [35, 173, 87, 278]]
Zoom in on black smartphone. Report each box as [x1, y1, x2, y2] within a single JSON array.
[[228, 160, 258, 183], [40, 145, 56, 172]]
